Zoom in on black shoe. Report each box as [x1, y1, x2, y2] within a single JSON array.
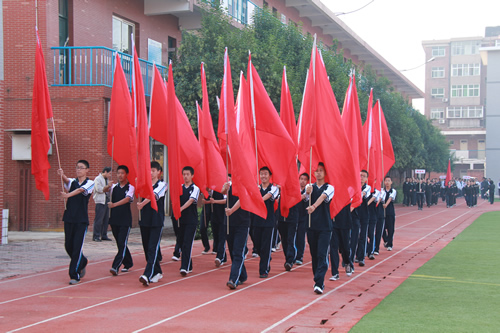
[[284, 263, 292, 271], [93, 237, 101, 242], [358, 260, 365, 267], [259, 273, 268, 278], [79, 267, 86, 279], [110, 268, 118, 276], [227, 280, 237, 289], [368, 254, 375, 260], [101, 237, 112, 241]]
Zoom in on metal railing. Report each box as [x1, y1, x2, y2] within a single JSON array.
[[51, 46, 167, 96]]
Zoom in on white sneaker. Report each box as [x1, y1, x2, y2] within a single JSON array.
[[150, 273, 163, 283], [252, 253, 259, 258], [172, 255, 180, 261], [329, 274, 339, 281], [271, 248, 277, 252], [180, 269, 188, 276], [313, 285, 323, 294], [139, 275, 149, 286], [387, 247, 393, 251]]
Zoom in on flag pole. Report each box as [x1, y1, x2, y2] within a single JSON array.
[[51, 118, 66, 209], [225, 135, 230, 235], [249, 53, 259, 183], [223, 49, 230, 235], [164, 146, 169, 216], [109, 136, 114, 218], [309, 146, 312, 228]]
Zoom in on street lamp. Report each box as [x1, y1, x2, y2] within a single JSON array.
[[400, 57, 436, 72]]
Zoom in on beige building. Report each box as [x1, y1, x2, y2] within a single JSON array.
[[422, 28, 500, 178]]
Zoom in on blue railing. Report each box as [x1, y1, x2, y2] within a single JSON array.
[[51, 46, 167, 96]]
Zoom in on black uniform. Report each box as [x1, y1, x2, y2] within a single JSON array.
[[63, 177, 94, 282], [425, 182, 432, 207], [139, 180, 166, 282], [416, 181, 425, 210], [374, 190, 386, 254], [251, 184, 279, 276], [489, 182, 495, 204], [382, 188, 397, 249], [307, 183, 334, 291], [277, 197, 300, 268], [330, 204, 352, 277], [213, 190, 228, 264], [177, 183, 200, 273], [367, 192, 378, 256], [109, 182, 135, 271], [402, 181, 410, 206], [355, 184, 371, 262], [295, 188, 308, 264]]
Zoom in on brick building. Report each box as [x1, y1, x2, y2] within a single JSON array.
[[2, 0, 422, 232]]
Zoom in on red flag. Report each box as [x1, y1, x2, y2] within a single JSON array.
[[224, 49, 266, 218], [298, 40, 359, 217], [166, 63, 182, 220], [248, 56, 301, 217], [217, 82, 230, 170], [150, 66, 207, 198], [108, 54, 137, 187], [363, 89, 381, 190], [445, 159, 452, 186], [280, 66, 298, 151], [376, 100, 395, 177], [31, 30, 53, 200], [198, 63, 227, 192], [133, 47, 157, 210]]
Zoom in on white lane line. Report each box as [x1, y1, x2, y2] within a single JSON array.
[[261, 210, 475, 333]]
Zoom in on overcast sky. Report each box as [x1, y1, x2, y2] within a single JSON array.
[[323, 0, 499, 111]]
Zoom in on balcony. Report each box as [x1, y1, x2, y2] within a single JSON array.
[[450, 149, 486, 162], [51, 46, 168, 96]]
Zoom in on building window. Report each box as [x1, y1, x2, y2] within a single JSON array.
[[112, 16, 135, 54], [451, 84, 480, 98], [451, 63, 480, 76], [451, 41, 481, 56], [431, 67, 445, 78], [168, 36, 177, 62], [449, 140, 454, 145], [431, 108, 444, 119], [447, 106, 483, 118], [431, 46, 445, 57], [59, 0, 69, 47], [281, 13, 287, 24], [431, 88, 445, 98], [272, 7, 278, 17]]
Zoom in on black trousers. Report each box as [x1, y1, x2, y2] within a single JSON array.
[[383, 215, 395, 248], [349, 215, 360, 263], [426, 193, 432, 207], [92, 203, 109, 239], [278, 221, 298, 265], [140, 226, 163, 280], [216, 221, 227, 262], [172, 217, 181, 257], [64, 222, 88, 281], [374, 216, 385, 253], [111, 225, 133, 270], [200, 206, 218, 252], [330, 227, 350, 275], [295, 219, 307, 262], [307, 229, 331, 289], [366, 217, 377, 255], [179, 223, 197, 271], [227, 225, 249, 284], [253, 226, 274, 275], [411, 192, 417, 205], [403, 192, 410, 206], [417, 193, 424, 209], [356, 217, 369, 261]]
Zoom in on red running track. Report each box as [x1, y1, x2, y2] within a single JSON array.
[[0, 200, 497, 332]]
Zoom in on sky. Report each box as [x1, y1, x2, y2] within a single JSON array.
[[322, 0, 499, 112]]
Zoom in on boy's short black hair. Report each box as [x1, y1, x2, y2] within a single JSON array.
[[117, 165, 129, 174], [300, 172, 310, 180], [384, 175, 391, 181], [102, 166, 111, 173], [317, 162, 326, 172], [151, 161, 162, 172], [259, 166, 272, 175], [77, 160, 90, 169], [182, 166, 194, 175], [361, 169, 369, 177]]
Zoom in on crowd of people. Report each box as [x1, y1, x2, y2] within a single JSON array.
[[402, 176, 496, 209], [59, 159, 402, 294]]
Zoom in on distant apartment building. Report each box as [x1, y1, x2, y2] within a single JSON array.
[[422, 28, 500, 179], [2, 0, 422, 232]]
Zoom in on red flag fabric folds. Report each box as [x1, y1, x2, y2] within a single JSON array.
[[445, 159, 452, 186], [248, 58, 301, 217], [224, 49, 266, 219], [376, 100, 395, 177], [198, 63, 227, 192], [280, 66, 298, 152], [341, 74, 366, 208], [108, 54, 137, 187], [31, 30, 53, 200], [297, 41, 359, 217], [133, 47, 157, 211], [363, 89, 381, 190]]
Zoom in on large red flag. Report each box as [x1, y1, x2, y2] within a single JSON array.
[[133, 47, 157, 211], [298, 40, 359, 217], [363, 89, 381, 190], [248, 56, 301, 217], [108, 54, 137, 186], [150, 66, 207, 197], [198, 63, 227, 192], [280, 66, 298, 152], [166, 63, 182, 220], [341, 74, 366, 208], [31, 30, 53, 200], [445, 159, 452, 186], [224, 49, 266, 218], [376, 100, 395, 177]]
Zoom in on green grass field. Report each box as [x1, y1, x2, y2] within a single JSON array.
[[351, 211, 500, 332]]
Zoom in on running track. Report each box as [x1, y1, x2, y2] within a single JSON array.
[[1, 200, 497, 332]]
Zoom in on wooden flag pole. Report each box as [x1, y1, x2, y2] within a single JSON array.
[[51, 118, 66, 209], [109, 136, 114, 218], [248, 56, 260, 184], [164, 145, 169, 216]]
